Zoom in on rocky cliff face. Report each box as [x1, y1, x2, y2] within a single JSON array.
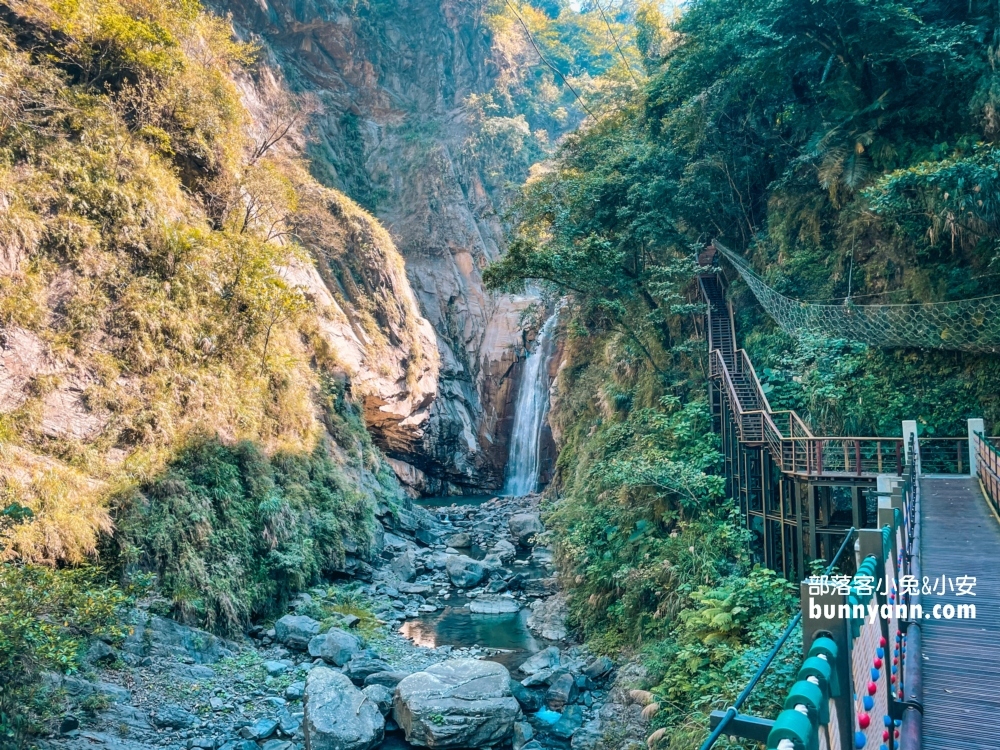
[[221, 0, 539, 494]]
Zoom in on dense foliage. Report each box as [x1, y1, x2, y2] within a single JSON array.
[[488, 0, 1000, 434], [0, 565, 130, 746], [112, 379, 394, 633], [487, 0, 1000, 745]]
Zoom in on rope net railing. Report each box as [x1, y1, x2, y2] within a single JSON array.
[[713, 241, 1000, 352]]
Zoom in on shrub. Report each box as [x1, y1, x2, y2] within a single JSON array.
[[0, 564, 129, 747]]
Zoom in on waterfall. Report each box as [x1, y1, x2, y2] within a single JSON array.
[[503, 312, 559, 496]]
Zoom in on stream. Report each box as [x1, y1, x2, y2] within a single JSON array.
[[395, 495, 554, 671]]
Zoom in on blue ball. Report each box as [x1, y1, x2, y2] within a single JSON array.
[[855, 730, 868, 748], [877, 647, 885, 659], [883, 716, 892, 727], [871, 667, 881, 681], [863, 695, 874, 711]]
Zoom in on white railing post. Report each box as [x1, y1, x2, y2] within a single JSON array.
[[968, 417, 984, 476], [902, 420, 920, 476]]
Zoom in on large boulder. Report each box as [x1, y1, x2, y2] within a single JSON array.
[[392, 549, 417, 583], [445, 555, 487, 588], [545, 672, 577, 711], [308, 628, 362, 667], [519, 647, 560, 676], [274, 615, 322, 651], [508, 514, 544, 546], [304, 667, 384, 750], [393, 659, 521, 748], [526, 595, 568, 641], [445, 532, 471, 548]]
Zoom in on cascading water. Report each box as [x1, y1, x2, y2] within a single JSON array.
[[503, 312, 559, 496]]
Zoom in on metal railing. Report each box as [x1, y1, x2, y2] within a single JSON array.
[[974, 432, 1000, 519], [699, 529, 858, 750], [919, 437, 969, 475]]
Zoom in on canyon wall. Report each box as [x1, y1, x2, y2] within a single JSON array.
[[221, 0, 541, 494]]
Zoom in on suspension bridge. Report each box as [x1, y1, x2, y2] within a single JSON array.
[[696, 243, 1000, 750]]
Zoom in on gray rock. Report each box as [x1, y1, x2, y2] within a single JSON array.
[[275, 615, 322, 651], [468, 597, 519, 614], [571, 719, 603, 750], [151, 704, 198, 729], [285, 681, 305, 701], [492, 539, 517, 562], [444, 532, 471, 548], [344, 655, 392, 684], [392, 549, 417, 583], [59, 715, 79, 733], [513, 721, 535, 750], [362, 684, 394, 716], [187, 738, 215, 749], [304, 666, 384, 750], [520, 667, 558, 688], [240, 717, 278, 740], [446, 555, 487, 588], [550, 705, 584, 740], [264, 659, 291, 676], [509, 680, 543, 712], [308, 627, 362, 667], [545, 672, 577, 711], [526, 595, 568, 641], [85, 639, 117, 665], [277, 707, 302, 735], [171, 663, 217, 681], [583, 656, 614, 679], [51, 675, 131, 703], [364, 671, 410, 688], [121, 611, 236, 663], [415, 528, 440, 546], [261, 741, 294, 750], [519, 646, 561, 675], [508, 514, 544, 546], [393, 659, 521, 748], [219, 743, 258, 750]]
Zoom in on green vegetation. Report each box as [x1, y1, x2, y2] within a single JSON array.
[[0, 565, 131, 746], [0, 0, 411, 566], [486, 0, 1000, 745]]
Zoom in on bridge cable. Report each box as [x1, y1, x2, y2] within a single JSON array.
[[713, 241, 1000, 352]]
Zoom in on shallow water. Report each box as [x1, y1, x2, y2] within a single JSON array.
[[398, 605, 540, 671]]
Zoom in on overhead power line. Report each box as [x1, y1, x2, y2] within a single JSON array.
[[594, 0, 640, 86], [504, 0, 598, 120]]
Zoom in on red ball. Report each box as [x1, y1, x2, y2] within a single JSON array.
[[868, 681, 878, 696], [893, 657, 898, 665], [859, 713, 871, 729], [891, 674, 897, 684], [898, 690, 904, 699], [873, 657, 883, 669], [895, 730, 900, 739], [880, 637, 887, 647], [883, 731, 890, 742]]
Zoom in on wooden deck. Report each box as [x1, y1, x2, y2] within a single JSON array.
[[920, 476, 1000, 749]]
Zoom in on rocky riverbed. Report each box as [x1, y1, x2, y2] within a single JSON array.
[[35, 496, 646, 750]]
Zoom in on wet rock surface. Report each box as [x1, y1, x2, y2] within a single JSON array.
[[36, 495, 620, 750]]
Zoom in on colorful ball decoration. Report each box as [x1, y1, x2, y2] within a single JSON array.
[[855, 730, 868, 748], [868, 681, 878, 696], [859, 713, 871, 729], [863, 695, 874, 711]]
